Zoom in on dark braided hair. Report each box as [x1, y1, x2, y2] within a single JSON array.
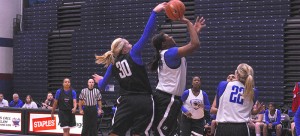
[[148, 32, 165, 71]]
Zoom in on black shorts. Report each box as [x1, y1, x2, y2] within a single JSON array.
[[180, 115, 205, 135], [58, 110, 76, 128], [215, 122, 250, 136], [152, 90, 182, 136], [110, 94, 154, 136]]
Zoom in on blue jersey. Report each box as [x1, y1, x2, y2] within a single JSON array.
[[265, 109, 281, 126]]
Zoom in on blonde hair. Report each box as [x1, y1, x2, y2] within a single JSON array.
[[95, 38, 125, 67], [236, 63, 254, 101]]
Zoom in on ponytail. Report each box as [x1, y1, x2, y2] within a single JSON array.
[[148, 32, 165, 71], [244, 74, 254, 101], [95, 51, 114, 68], [236, 63, 255, 101], [148, 50, 161, 71], [95, 38, 125, 67]]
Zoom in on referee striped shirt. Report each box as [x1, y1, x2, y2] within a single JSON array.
[[79, 88, 102, 106]]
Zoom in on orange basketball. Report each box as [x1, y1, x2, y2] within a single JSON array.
[[165, 0, 186, 21]]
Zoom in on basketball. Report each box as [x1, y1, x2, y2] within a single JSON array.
[[165, 0, 186, 21]]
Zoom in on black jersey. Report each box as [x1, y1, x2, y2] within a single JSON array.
[[112, 53, 152, 95], [58, 89, 73, 111]]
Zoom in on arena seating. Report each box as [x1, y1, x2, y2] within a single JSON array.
[[13, 0, 290, 106], [195, 0, 289, 103]]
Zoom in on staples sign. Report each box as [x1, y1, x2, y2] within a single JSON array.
[[32, 117, 56, 131], [29, 113, 82, 134]]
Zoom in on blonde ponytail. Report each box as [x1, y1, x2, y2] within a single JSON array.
[[95, 51, 114, 67], [236, 63, 255, 101], [95, 38, 126, 67], [244, 74, 254, 101]]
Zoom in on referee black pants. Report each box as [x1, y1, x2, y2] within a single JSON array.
[[82, 105, 98, 136]]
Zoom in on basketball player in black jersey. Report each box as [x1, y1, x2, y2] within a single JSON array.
[[92, 3, 167, 136]]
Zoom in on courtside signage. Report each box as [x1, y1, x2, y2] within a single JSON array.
[[29, 113, 83, 134], [0, 111, 22, 131], [32, 117, 56, 131]]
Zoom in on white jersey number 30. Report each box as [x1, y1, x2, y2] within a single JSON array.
[[116, 60, 132, 78]]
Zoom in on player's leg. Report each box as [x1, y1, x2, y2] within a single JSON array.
[[59, 110, 73, 136], [254, 122, 263, 136], [262, 123, 268, 136], [191, 118, 205, 136], [109, 96, 133, 136], [63, 128, 70, 136], [291, 122, 295, 136], [275, 124, 282, 136], [153, 92, 182, 136], [180, 114, 192, 136], [130, 95, 154, 136]]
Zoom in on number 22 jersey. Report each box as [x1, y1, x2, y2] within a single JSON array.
[[216, 81, 254, 123]]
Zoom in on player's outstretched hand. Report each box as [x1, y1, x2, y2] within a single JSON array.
[[92, 74, 103, 84], [194, 16, 206, 33], [153, 2, 167, 13]]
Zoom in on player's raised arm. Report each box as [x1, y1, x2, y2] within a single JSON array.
[[177, 16, 205, 57], [130, 2, 167, 65]]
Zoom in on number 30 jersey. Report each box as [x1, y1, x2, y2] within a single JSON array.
[[112, 53, 152, 96], [216, 81, 254, 123]]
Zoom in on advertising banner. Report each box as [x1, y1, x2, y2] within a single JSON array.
[[0, 111, 22, 132], [32, 117, 56, 131], [29, 113, 83, 134]]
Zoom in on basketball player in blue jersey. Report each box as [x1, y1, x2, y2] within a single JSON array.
[[149, 16, 206, 135], [180, 76, 210, 136], [215, 63, 264, 136], [51, 78, 77, 136], [263, 102, 282, 136], [92, 3, 167, 136]]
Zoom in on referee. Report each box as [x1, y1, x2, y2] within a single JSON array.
[[78, 79, 102, 136]]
